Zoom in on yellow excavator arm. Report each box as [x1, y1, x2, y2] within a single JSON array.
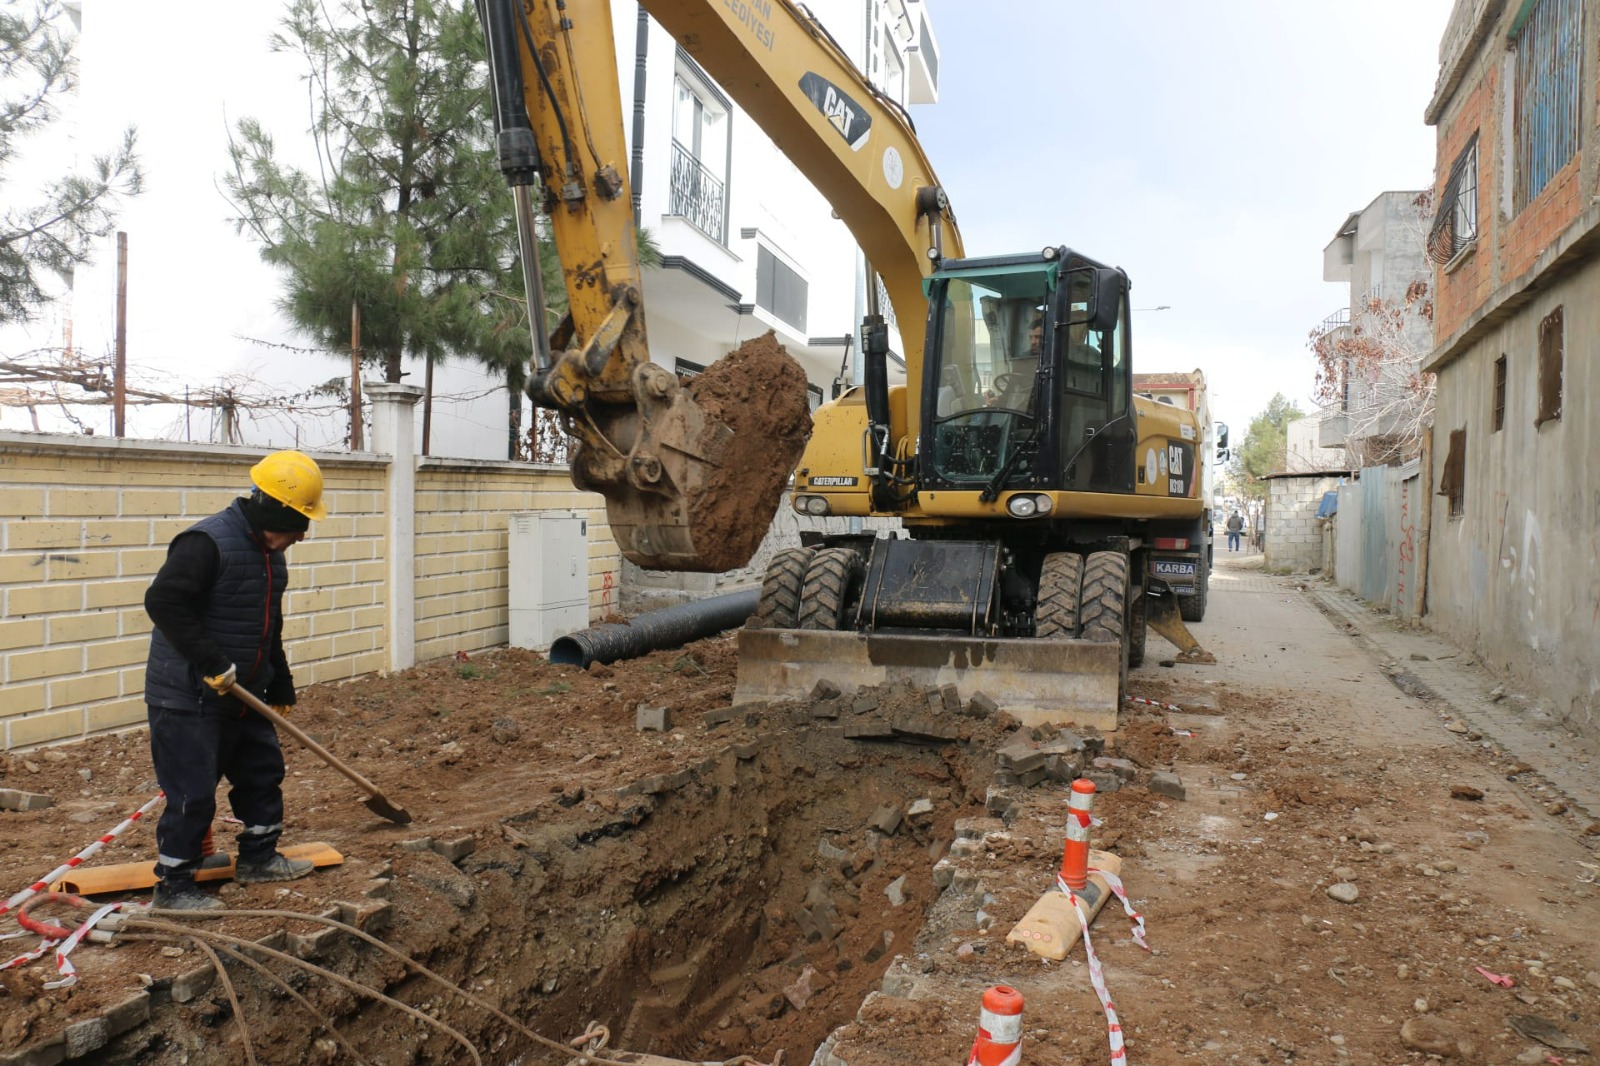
[[478, 0, 960, 570]]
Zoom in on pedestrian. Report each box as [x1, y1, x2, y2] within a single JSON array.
[[1226, 510, 1244, 552], [142, 450, 328, 910]]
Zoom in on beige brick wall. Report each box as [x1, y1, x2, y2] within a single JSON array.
[[0, 435, 617, 751], [414, 459, 619, 663]]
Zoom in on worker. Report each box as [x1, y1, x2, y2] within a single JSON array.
[[141, 450, 328, 910], [1226, 509, 1244, 552]]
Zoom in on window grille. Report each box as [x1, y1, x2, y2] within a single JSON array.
[[1439, 428, 1467, 518], [1513, 0, 1582, 212], [1492, 355, 1507, 432], [1428, 136, 1478, 263]]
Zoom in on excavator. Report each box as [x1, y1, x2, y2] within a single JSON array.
[[478, 0, 1213, 726]]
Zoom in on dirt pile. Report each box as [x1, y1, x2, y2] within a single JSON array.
[[685, 331, 812, 572]]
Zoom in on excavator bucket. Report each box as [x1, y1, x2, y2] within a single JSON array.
[[733, 629, 1124, 732], [567, 334, 814, 573]]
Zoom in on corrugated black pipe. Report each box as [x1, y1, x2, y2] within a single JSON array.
[[549, 589, 759, 668]]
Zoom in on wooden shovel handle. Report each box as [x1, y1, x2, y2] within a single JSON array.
[[228, 685, 390, 802]]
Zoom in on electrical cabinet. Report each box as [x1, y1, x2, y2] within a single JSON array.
[[507, 511, 589, 650]]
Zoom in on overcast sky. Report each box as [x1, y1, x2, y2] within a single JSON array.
[[7, 0, 1453, 446]]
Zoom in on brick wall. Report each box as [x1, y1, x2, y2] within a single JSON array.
[[0, 433, 618, 751], [1434, 69, 1496, 341], [413, 460, 619, 662]]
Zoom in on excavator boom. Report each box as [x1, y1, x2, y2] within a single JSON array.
[[478, 0, 959, 572]]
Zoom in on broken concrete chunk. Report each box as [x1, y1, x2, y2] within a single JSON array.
[[431, 835, 477, 863], [907, 797, 935, 818], [1084, 770, 1122, 793], [851, 692, 881, 715], [967, 691, 999, 718], [932, 858, 956, 889], [939, 684, 962, 714], [635, 705, 671, 732], [810, 679, 842, 701], [843, 717, 894, 740], [995, 739, 1046, 774], [884, 875, 908, 907], [1148, 771, 1186, 800], [869, 805, 904, 836], [702, 706, 741, 727]]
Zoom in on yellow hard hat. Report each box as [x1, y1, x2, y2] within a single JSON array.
[[249, 450, 328, 521]]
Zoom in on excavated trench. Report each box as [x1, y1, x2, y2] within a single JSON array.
[[99, 719, 994, 1065]]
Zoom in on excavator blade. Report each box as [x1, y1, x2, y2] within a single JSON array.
[[734, 629, 1124, 732]]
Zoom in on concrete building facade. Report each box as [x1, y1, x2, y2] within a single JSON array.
[[1316, 191, 1436, 466], [1423, 0, 1600, 739]]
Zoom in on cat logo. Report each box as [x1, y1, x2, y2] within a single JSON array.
[[798, 73, 872, 151]]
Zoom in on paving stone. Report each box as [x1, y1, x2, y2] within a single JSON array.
[[1084, 770, 1122, 793], [907, 797, 935, 818], [939, 684, 963, 714], [103, 990, 151, 1035], [399, 836, 435, 853], [291, 923, 345, 960], [869, 805, 904, 836], [810, 679, 842, 701], [1148, 771, 1187, 800], [1013, 767, 1049, 788], [810, 700, 841, 720], [1092, 756, 1141, 781], [995, 739, 1045, 773], [891, 713, 961, 741], [431, 835, 476, 863], [850, 693, 881, 715], [361, 877, 393, 899], [931, 858, 957, 888], [0, 788, 54, 812], [955, 816, 1004, 840], [336, 898, 394, 933], [702, 706, 741, 727], [843, 716, 894, 739], [966, 691, 999, 718], [635, 705, 671, 732], [170, 963, 216, 1003]]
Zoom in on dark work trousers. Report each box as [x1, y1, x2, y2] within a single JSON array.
[[148, 704, 286, 883]]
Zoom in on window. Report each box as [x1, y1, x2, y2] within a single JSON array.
[[670, 62, 729, 243], [1428, 135, 1478, 263], [1537, 306, 1563, 426], [1492, 355, 1507, 431], [756, 245, 808, 331], [1513, 0, 1582, 213], [1439, 428, 1467, 518], [674, 357, 706, 379]]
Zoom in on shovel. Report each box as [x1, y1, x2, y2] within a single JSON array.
[[229, 684, 413, 825]]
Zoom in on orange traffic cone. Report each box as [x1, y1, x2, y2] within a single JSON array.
[[967, 985, 1024, 1066], [1059, 778, 1096, 891]]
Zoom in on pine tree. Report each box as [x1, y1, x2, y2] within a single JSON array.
[[0, 0, 143, 326], [223, 0, 523, 387], [1231, 393, 1304, 499]]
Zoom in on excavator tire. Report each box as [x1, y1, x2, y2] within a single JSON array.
[[797, 547, 864, 631], [1080, 550, 1130, 696], [756, 547, 811, 628], [1180, 551, 1209, 622], [1035, 552, 1085, 638], [1128, 586, 1148, 669]]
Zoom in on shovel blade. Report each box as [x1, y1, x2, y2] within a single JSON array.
[[364, 795, 413, 825]]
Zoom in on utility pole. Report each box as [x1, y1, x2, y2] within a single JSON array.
[[422, 358, 433, 457], [349, 301, 364, 450], [113, 232, 127, 437]]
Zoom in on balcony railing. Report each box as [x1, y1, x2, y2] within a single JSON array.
[[1316, 307, 1350, 336], [669, 140, 726, 244]]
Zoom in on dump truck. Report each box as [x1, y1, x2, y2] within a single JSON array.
[[479, 0, 1213, 728]]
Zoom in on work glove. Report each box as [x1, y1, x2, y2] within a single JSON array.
[[269, 704, 293, 718], [202, 664, 237, 695]]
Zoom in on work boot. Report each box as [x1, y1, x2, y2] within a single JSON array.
[[150, 879, 226, 912], [234, 852, 315, 884]]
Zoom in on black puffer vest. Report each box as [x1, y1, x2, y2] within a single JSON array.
[[144, 500, 286, 710]]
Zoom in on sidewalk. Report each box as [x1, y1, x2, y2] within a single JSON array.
[[1304, 571, 1600, 824]]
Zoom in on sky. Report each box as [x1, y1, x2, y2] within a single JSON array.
[[2, 0, 1455, 449]]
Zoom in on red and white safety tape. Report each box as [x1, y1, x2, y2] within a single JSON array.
[[0, 791, 164, 922], [1124, 695, 1185, 714], [1057, 870, 1151, 1065], [1, 793, 163, 983]]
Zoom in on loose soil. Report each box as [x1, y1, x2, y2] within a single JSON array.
[[1, 554, 1597, 1065], [685, 331, 812, 572]]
